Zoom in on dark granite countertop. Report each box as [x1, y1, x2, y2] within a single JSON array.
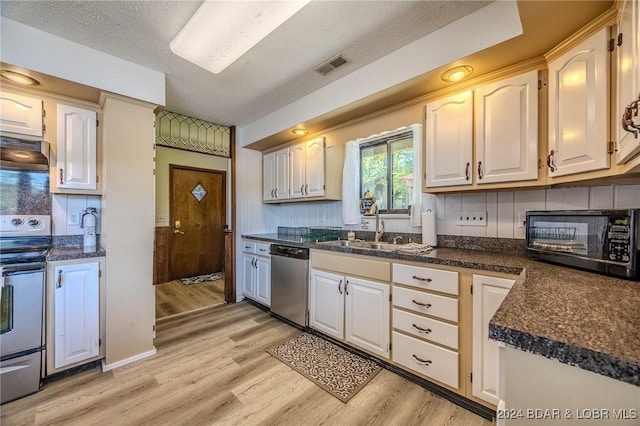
[[47, 246, 106, 262], [242, 233, 640, 387]]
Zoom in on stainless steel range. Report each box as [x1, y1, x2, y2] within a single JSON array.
[[0, 214, 51, 404]]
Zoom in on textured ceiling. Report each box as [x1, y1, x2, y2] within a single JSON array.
[[0, 0, 490, 127]]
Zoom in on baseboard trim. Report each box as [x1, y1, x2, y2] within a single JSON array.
[[101, 347, 157, 372]]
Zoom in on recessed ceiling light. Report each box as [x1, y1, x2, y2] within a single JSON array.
[[0, 70, 40, 86], [171, 0, 311, 74], [292, 128, 309, 136], [441, 65, 474, 83]]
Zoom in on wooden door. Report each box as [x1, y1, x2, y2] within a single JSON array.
[[169, 165, 226, 280]]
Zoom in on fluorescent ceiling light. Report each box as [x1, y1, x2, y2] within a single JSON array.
[[171, 0, 311, 74]]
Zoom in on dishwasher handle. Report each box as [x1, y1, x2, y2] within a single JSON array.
[[269, 244, 309, 260]]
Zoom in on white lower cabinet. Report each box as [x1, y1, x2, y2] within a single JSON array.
[[472, 274, 515, 406], [392, 331, 459, 389], [241, 240, 271, 307], [46, 258, 104, 374], [309, 269, 390, 359]]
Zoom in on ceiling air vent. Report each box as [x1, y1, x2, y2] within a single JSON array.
[[314, 55, 348, 76]]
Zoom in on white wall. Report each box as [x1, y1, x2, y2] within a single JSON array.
[[51, 194, 102, 236]]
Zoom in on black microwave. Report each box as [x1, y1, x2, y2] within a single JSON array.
[[526, 209, 639, 280]]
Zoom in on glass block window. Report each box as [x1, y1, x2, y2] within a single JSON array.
[[155, 110, 231, 157]]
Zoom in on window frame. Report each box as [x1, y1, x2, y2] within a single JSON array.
[[359, 130, 413, 215]]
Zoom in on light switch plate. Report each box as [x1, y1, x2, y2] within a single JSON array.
[[456, 211, 487, 227]]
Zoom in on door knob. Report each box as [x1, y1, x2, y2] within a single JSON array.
[[174, 229, 184, 235]]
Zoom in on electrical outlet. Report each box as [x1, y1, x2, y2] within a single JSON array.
[[456, 211, 487, 227], [68, 213, 79, 226], [155, 216, 168, 225]]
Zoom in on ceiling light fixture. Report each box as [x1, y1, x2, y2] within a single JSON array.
[[171, 0, 311, 74], [0, 70, 40, 86], [441, 65, 474, 83], [292, 128, 309, 136]]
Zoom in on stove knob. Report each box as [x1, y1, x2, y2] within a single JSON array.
[[28, 218, 41, 227], [11, 218, 24, 226]]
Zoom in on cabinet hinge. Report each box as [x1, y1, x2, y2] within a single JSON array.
[[470, 372, 473, 383], [99, 338, 102, 346], [153, 324, 156, 333], [42, 123, 46, 132], [617, 33, 623, 47], [42, 108, 46, 118], [323, 184, 325, 190], [153, 168, 156, 175], [99, 269, 102, 278], [96, 175, 99, 183], [96, 119, 99, 127], [608, 38, 615, 52], [607, 141, 616, 154], [389, 293, 392, 302], [538, 79, 541, 90], [387, 343, 392, 352], [538, 158, 542, 169], [470, 284, 473, 295]]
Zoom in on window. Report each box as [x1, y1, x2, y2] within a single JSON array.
[[360, 131, 414, 214]]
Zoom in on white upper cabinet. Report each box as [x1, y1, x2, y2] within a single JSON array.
[[55, 104, 97, 191], [425, 90, 473, 187], [475, 70, 539, 184], [262, 147, 290, 201], [290, 142, 306, 199], [0, 92, 43, 137], [616, 0, 640, 164], [547, 28, 610, 177], [304, 137, 325, 198]]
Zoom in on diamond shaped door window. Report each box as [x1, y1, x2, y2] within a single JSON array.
[[192, 184, 207, 202]]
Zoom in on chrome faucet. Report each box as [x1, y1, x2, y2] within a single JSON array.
[[393, 235, 403, 244], [374, 204, 385, 242]]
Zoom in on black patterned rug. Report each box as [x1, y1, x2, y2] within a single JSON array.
[[178, 272, 223, 286], [267, 333, 381, 403]]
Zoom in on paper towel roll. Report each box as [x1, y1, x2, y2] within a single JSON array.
[[421, 211, 437, 247]]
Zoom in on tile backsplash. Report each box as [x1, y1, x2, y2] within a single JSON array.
[[51, 194, 102, 236], [269, 184, 640, 240]]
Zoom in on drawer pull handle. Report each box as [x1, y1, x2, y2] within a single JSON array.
[[412, 354, 432, 365], [412, 300, 432, 308], [338, 279, 343, 295], [56, 269, 63, 288], [344, 280, 349, 295], [412, 275, 432, 282], [411, 324, 432, 334]]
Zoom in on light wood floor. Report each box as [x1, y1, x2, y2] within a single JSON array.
[[155, 278, 225, 319], [1, 302, 493, 426]]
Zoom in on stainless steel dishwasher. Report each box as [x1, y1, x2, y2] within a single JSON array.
[[270, 244, 309, 328]]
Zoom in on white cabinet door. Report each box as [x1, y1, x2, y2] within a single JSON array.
[[263, 152, 276, 201], [548, 28, 609, 177], [255, 256, 271, 307], [425, 90, 473, 187], [289, 142, 306, 199], [275, 148, 290, 200], [616, 0, 640, 164], [475, 70, 539, 184], [305, 137, 325, 197], [472, 274, 515, 406], [309, 269, 344, 340], [0, 92, 43, 136], [56, 104, 97, 190], [54, 262, 100, 369], [344, 276, 390, 359], [242, 253, 255, 298]]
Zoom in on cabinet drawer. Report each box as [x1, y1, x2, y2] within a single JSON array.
[[242, 241, 255, 254], [393, 308, 458, 350], [255, 243, 271, 256], [393, 263, 458, 295], [392, 331, 458, 389], [393, 286, 458, 323]]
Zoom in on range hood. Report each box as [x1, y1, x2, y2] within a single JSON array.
[[0, 134, 49, 171]]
